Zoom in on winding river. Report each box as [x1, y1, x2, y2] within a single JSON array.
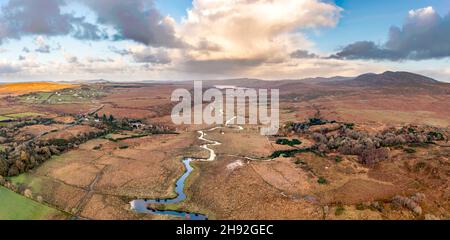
[[130, 118, 237, 220], [130, 158, 207, 220]]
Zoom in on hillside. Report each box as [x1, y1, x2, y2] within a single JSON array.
[[0, 82, 77, 95], [331, 71, 442, 87]]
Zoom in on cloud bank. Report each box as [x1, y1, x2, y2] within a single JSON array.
[[178, 0, 341, 72], [0, 1, 448, 81], [81, 0, 184, 48], [0, 0, 106, 43], [332, 7, 450, 61]]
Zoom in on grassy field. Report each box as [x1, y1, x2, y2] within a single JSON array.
[[0, 186, 63, 220], [19, 87, 104, 104], [104, 132, 149, 141], [9, 174, 44, 193], [0, 116, 12, 121], [0, 112, 42, 122], [4, 112, 41, 118]]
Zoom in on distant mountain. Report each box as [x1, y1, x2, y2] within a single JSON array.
[[202, 76, 355, 88], [300, 76, 354, 84], [331, 71, 442, 87], [55, 72, 447, 93], [58, 79, 111, 84], [202, 78, 267, 87], [79, 79, 111, 84]]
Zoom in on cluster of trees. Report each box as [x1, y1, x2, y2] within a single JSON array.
[[0, 118, 56, 144], [309, 125, 448, 166], [94, 113, 115, 124], [392, 193, 425, 215], [0, 128, 108, 177], [359, 147, 390, 166], [1, 112, 176, 177], [286, 118, 336, 133], [276, 138, 302, 146], [270, 148, 311, 158], [92, 114, 174, 134]]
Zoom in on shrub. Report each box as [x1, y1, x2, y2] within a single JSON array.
[[355, 203, 365, 211], [392, 195, 422, 215], [270, 148, 310, 158], [334, 155, 343, 163], [414, 162, 427, 171], [0, 158, 7, 176], [312, 133, 328, 144], [404, 148, 416, 154], [335, 204, 345, 216], [359, 147, 389, 166], [309, 118, 326, 126], [344, 123, 354, 129], [294, 159, 304, 165], [428, 131, 444, 141], [93, 145, 102, 150], [317, 177, 327, 185], [48, 138, 69, 147], [276, 138, 302, 146]]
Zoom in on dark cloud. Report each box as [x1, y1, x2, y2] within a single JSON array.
[[0, 0, 182, 48], [34, 36, 56, 54], [22, 47, 30, 53], [108, 46, 130, 56], [0, 63, 21, 74], [290, 50, 319, 59], [65, 55, 79, 64], [81, 0, 184, 48], [0, 0, 107, 43], [330, 41, 403, 60], [197, 39, 222, 52], [35, 45, 51, 53], [71, 17, 108, 40], [132, 48, 171, 64], [109, 46, 171, 64], [332, 7, 450, 61]]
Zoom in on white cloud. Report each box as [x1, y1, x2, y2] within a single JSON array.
[[408, 6, 435, 19], [178, 0, 341, 66], [34, 36, 51, 53], [2, 1, 448, 81]]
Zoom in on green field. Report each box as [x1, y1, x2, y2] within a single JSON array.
[[0, 112, 42, 122], [4, 112, 42, 118], [0, 186, 63, 220], [19, 87, 104, 104], [9, 174, 44, 193], [105, 132, 149, 141], [0, 116, 12, 121], [20, 92, 53, 104]]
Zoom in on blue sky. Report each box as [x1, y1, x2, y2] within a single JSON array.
[[155, 0, 193, 22], [312, 0, 450, 52], [0, 0, 449, 81]]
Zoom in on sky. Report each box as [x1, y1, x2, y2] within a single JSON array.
[[0, 0, 449, 82]]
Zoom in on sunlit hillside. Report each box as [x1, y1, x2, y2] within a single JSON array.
[[0, 82, 77, 94]]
